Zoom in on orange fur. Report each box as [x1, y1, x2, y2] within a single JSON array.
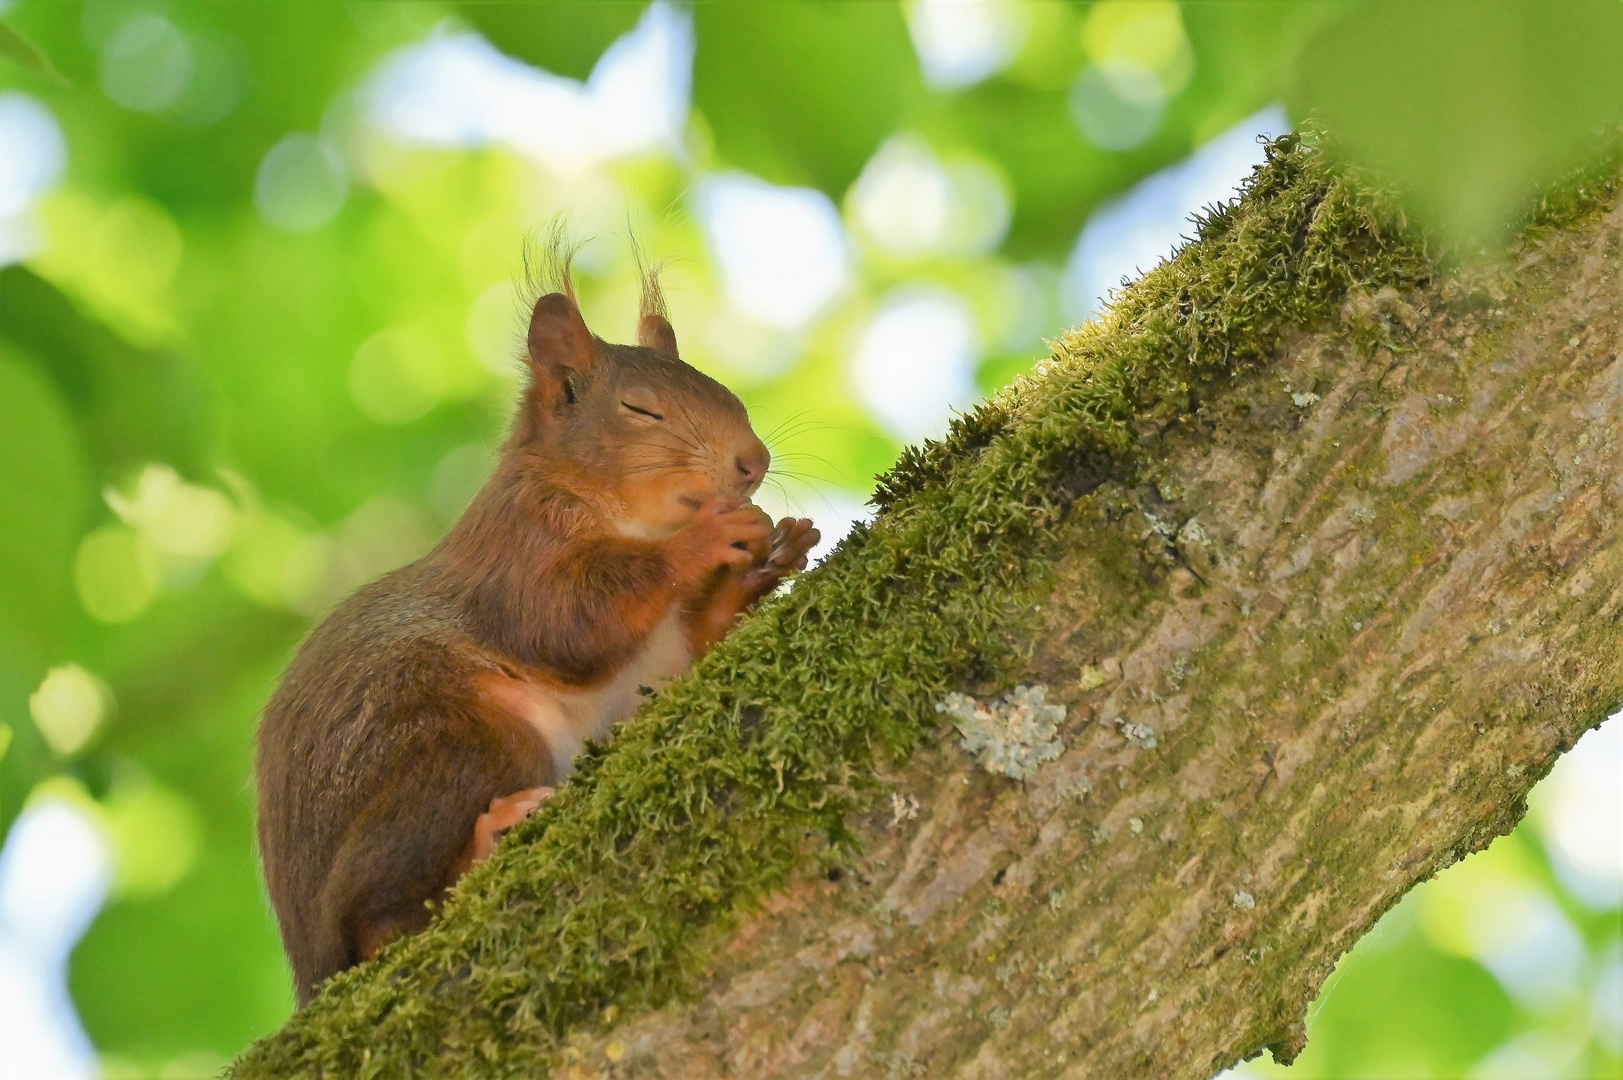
[[256, 285, 817, 1003]]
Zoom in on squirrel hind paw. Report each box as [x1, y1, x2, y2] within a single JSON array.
[[468, 786, 554, 862]]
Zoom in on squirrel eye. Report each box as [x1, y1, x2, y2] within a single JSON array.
[[563, 374, 579, 405], [621, 401, 665, 421]]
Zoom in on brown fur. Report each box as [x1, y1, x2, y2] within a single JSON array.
[[256, 282, 816, 1004]]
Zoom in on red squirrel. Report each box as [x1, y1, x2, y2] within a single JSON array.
[[255, 257, 818, 1004]]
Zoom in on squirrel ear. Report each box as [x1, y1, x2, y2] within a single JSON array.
[[637, 313, 679, 357], [526, 293, 595, 402]]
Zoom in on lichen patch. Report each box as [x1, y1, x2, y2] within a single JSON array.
[[937, 685, 1068, 781]]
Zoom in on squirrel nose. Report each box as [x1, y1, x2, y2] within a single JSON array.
[[735, 438, 769, 493]]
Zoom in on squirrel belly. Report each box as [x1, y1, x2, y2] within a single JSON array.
[[475, 606, 691, 778]]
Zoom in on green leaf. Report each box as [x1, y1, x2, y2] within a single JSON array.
[[0, 267, 216, 480], [0, 341, 90, 665], [0, 342, 89, 837], [1290, 0, 1623, 245], [0, 19, 70, 86], [460, 2, 645, 81], [693, 3, 924, 194]]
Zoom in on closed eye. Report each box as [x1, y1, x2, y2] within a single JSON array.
[[621, 402, 665, 420]]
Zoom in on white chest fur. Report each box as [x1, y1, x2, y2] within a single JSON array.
[[488, 607, 692, 778]]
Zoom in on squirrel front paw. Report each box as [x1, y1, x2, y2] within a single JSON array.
[[767, 517, 819, 573], [670, 497, 773, 583], [737, 517, 819, 599]]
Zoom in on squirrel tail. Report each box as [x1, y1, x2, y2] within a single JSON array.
[[288, 909, 354, 1007]]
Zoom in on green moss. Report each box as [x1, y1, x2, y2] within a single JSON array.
[[876, 134, 1432, 510], [230, 136, 1438, 1078]]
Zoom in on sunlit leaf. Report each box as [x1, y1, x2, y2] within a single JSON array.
[[1290, 0, 1623, 245], [693, 3, 924, 194], [0, 19, 70, 86], [0, 343, 89, 663], [461, 2, 644, 80]]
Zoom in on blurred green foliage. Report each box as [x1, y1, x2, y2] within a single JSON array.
[[0, 1, 1616, 1074]]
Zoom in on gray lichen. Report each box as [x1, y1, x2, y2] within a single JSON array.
[[936, 684, 1067, 781], [1121, 720, 1159, 749]]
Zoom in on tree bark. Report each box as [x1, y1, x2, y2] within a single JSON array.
[[232, 143, 1623, 1079]]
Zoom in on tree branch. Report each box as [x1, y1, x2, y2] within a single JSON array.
[[232, 139, 1623, 1079]]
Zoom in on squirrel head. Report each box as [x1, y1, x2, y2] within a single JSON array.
[[517, 289, 770, 538]]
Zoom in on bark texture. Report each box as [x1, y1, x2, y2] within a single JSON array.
[[233, 142, 1623, 1079], [545, 196, 1623, 1080]]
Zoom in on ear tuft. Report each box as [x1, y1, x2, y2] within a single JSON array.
[[523, 217, 581, 305], [631, 236, 678, 356]]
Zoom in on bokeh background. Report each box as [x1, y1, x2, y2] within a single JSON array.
[[0, 2, 1616, 1077]]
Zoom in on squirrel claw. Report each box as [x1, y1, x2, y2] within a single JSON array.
[[767, 518, 820, 570], [731, 519, 819, 602]]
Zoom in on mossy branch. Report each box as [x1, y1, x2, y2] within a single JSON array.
[[233, 138, 1622, 1078]]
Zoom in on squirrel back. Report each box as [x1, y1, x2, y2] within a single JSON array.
[[256, 258, 818, 1003]]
